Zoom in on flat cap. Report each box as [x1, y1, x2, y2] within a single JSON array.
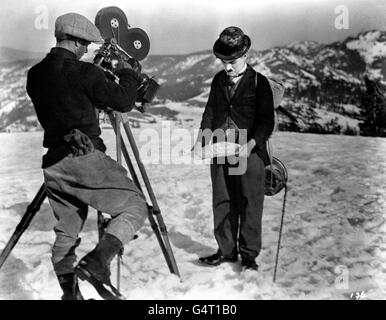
[[55, 12, 103, 43]]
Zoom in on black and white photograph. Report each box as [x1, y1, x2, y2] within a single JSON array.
[[0, 0, 385, 302]]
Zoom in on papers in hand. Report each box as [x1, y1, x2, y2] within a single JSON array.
[[191, 142, 240, 159]]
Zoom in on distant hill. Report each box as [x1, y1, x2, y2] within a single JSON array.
[[0, 47, 45, 63], [1, 29, 386, 134]]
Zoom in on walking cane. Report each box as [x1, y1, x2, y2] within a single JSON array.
[[273, 185, 288, 282], [266, 140, 289, 283]]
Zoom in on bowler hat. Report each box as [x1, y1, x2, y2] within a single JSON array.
[[213, 26, 251, 60], [55, 13, 103, 43]]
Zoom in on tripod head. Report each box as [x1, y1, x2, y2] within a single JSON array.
[[93, 6, 160, 112]]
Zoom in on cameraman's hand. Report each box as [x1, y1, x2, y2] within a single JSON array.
[[115, 60, 133, 74]]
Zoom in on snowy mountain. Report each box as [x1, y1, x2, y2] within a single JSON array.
[[1, 30, 385, 133]]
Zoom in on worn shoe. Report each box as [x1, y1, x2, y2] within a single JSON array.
[[198, 252, 238, 266], [75, 233, 125, 300], [241, 258, 259, 271], [57, 273, 84, 300]]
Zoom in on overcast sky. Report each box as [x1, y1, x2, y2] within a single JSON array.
[[0, 0, 385, 55]]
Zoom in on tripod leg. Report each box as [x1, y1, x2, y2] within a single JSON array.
[[0, 183, 47, 270], [109, 111, 138, 289], [109, 112, 142, 189], [113, 113, 123, 291], [120, 114, 180, 277], [115, 113, 122, 164], [97, 211, 106, 240], [108, 111, 180, 277], [147, 206, 180, 277], [273, 185, 288, 282]]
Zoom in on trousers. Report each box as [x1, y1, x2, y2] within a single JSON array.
[[43, 150, 148, 275], [210, 152, 265, 259]]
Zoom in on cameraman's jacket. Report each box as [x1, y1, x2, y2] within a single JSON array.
[[26, 47, 140, 168], [199, 65, 275, 166]]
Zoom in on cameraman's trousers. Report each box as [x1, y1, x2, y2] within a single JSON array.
[[210, 153, 265, 260], [43, 150, 148, 276]]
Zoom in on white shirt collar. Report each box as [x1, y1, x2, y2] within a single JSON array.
[[230, 63, 247, 83]]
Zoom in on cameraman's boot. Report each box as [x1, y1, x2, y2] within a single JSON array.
[[75, 233, 125, 300], [57, 273, 84, 300]]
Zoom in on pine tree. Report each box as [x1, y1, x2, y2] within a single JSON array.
[[359, 76, 386, 137]]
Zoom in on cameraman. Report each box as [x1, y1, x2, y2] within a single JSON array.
[[26, 13, 148, 300]]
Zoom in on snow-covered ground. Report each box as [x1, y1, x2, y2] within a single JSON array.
[[0, 127, 385, 300]]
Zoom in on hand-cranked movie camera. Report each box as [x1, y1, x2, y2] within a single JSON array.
[[93, 7, 160, 112]]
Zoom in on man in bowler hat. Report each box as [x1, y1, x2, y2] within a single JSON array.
[[192, 26, 275, 271]]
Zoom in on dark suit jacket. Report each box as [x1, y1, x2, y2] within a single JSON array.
[[199, 64, 275, 165], [26, 47, 140, 168]]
